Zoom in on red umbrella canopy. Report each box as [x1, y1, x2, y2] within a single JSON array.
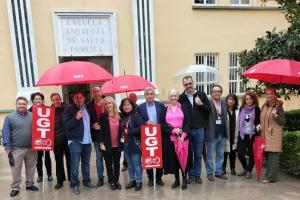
[[101, 75, 155, 94], [36, 61, 113, 86], [243, 59, 300, 85]]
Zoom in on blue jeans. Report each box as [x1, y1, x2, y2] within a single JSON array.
[[123, 144, 142, 182], [188, 128, 204, 178], [93, 142, 104, 179], [68, 141, 92, 187], [206, 135, 225, 175]]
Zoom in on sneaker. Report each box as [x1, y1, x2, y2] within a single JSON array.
[[245, 172, 252, 179], [37, 176, 43, 183], [207, 174, 215, 181], [195, 176, 203, 184], [72, 186, 80, 195], [237, 170, 247, 176], [84, 182, 97, 188], [215, 174, 228, 179]]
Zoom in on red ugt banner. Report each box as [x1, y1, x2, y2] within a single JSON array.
[[32, 105, 55, 151], [141, 124, 163, 169]]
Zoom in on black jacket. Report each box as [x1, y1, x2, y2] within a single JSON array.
[[85, 100, 102, 142], [99, 112, 122, 153], [63, 104, 95, 143], [179, 90, 211, 128], [54, 104, 68, 145]]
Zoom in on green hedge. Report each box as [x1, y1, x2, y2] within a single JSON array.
[[279, 131, 300, 176], [284, 109, 300, 131]]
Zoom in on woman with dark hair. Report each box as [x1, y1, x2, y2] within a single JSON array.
[[119, 98, 144, 191], [99, 96, 122, 190], [29, 92, 53, 183], [222, 93, 239, 175], [237, 92, 260, 179]]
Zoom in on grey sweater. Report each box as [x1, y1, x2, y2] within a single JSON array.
[[7, 111, 32, 148]]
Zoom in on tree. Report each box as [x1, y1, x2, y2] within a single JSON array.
[[239, 0, 300, 99]]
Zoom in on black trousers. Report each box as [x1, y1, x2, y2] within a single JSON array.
[[103, 148, 121, 184], [146, 168, 163, 182], [36, 151, 52, 177], [237, 135, 255, 172], [54, 143, 71, 183], [223, 150, 237, 170]]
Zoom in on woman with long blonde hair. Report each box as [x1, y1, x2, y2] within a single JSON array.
[[99, 96, 121, 190]]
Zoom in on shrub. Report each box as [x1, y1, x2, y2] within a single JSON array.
[[279, 131, 300, 177], [284, 109, 300, 131]]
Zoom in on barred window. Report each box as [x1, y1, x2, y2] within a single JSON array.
[[195, 0, 216, 5], [228, 53, 247, 94], [195, 53, 219, 95]]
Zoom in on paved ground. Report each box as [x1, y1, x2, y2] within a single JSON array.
[[0, 147, 299, 200]]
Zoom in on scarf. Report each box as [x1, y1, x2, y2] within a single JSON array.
[[239, 105, 255, 140]]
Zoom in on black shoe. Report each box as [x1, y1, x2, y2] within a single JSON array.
[[148, 179, 154, 187], [171, 178, 180, 189], [26, 185, 39, 191], [97, 178, 104, 187], [182, 178, 187, 190], [156, 179, 164, 186], [111, 183, 116, 190], [187, 176, 194, 184], [48, 175, 53, 182], [10, 190, 19, 197], [135, 182, 142, 191], [116, 182, 122, 189], [125, 181, 136, 189], [231, 168, 236, 176], [55, 183, 63, 190], [195, 176, 202, 184], [37, 176, 43, 183], [215, 173, 228, 179]]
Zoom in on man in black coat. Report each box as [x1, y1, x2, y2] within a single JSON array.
[[179, 76, 211, 184]]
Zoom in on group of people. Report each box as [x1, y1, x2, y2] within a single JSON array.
[[2, 75, 285, 197]]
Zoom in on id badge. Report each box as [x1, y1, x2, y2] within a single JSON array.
[[120, 137, 125, 143], [216, 119, 222, 125]]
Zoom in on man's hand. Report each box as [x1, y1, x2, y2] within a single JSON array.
[[195, 96, 203, 106], [76, 111, 83, 120], [147, 120, 154, 125]]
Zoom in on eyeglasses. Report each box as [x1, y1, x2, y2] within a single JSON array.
[[145, 93, 154, 96], [184, 82, 193, 87], [212, 90, 222, 93]]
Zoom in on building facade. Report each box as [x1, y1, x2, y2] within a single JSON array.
[[0, 0, 298, 125]]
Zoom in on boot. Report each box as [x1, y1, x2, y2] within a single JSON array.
[[231, 168, 236, 175], [171, 178, 180, 189], [181, 177, 187, 190], [135, 182, 142, 191]]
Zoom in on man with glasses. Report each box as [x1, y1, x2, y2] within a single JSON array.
[[179, 76, 210, 184], [205, 85, 229, 181], [137, 87, 165, 187]]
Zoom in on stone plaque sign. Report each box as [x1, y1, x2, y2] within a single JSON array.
[[55, 14, 113, 56]]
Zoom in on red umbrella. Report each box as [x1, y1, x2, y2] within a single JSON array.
[[101, 75, 155, 94], [253, 136, 265, 182], [243, 59, 300, 85], [36, 61, 113, 86]]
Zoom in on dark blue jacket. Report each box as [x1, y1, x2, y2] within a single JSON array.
[[63, 104, 94, 143], [136, 100, 165, 124]]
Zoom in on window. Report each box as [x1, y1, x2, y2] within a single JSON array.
[[195, 53, 219, 95], [195, 0, 216, 5], [230, 0, 250, 5], [228, 53, 247, 94]]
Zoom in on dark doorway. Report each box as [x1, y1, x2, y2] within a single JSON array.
[[59, 56, 113, 104]]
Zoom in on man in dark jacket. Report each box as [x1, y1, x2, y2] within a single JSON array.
[[50, 93, 70, 190], [137, 87, 165, 187], [179, 76, 210, 184], [63, 92, 97, 195], [85, 86, 105, 186]]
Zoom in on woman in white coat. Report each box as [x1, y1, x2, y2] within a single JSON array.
[[222, 94, 239, 175]]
